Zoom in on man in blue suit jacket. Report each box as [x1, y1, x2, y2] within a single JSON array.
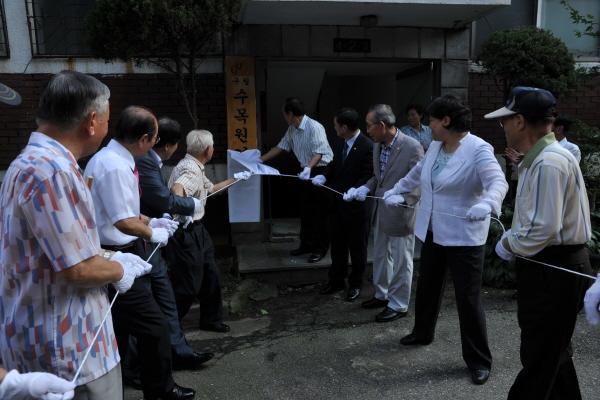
[[312, 108, 374, 302], [123, 116, 213, 388]]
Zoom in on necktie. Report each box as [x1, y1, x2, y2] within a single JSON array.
[[342, 143, 350, 164]]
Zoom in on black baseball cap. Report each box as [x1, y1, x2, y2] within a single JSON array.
[[485, 86, 556, 119], [0, 82, 22, 105]]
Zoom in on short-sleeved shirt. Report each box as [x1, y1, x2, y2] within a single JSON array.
[[168, 154, 214, 221], [277, 115, 333, 168], [0, 132, 119, 385], [400, 124, 433, 150], [83, 140, 140, 246]]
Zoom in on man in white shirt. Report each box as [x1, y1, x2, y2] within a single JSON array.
[[84, 106, 194, 400], [552, 114, 581, 163]]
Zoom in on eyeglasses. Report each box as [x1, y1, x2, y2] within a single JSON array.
[[499, 115, 515, 128], [153, 135, 161, 144], [366, 121, 379, 130]]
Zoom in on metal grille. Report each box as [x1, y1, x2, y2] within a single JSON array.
[[25, 0, 93, 57], [0, 0, 9, 57]]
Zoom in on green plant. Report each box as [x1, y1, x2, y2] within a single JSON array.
[[483, 204, 516, 288]]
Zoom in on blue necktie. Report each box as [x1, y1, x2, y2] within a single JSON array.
[[342, 143, 350, 164]]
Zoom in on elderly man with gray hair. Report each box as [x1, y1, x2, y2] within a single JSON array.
[[168, 129, 250, 332]]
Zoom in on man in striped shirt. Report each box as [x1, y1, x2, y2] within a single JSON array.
[[486, 87, 592, 400], [260, 97, 334, 263]]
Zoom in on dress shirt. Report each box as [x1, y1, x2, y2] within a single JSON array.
[[168, 154, 214, 221], [379, 129, 400, 177], [149, 148, 163, 168], [400, 124, 433, 149], [83, 139, 140, 246], [0, 132, 119, 385], [503, 133, 591, 257], [277, 115, 333, 168], [558, 137, 581, 163]]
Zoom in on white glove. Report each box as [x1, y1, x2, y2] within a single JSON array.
[[312, 175, 326, 187], [254, 156, 264, 164], [382, 187, 399, 200], [384, 194, 405, 207], [149, 217, 179, 236], [193, 198, 202, 214], [178, 214, 194, 229], [495, 231, 515, 261], [343, 187, 357, 202], [110, 251, 152, 293], [584, 274, 600, 325], [298, 167, 311, 181], [0, 370, 75, 400], [148, 227, 169, 247], [234, 171, 252, 181], [466, 202, 492, 222], [353, 186, 370, 201]]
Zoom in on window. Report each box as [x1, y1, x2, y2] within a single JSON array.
[[538, 0, 600, 59], [25, 0, 94, 57], [0, 0, 9, 57]]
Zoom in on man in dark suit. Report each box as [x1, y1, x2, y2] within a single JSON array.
[[312, 108, 374, 302], [124, 116, 213, 387]]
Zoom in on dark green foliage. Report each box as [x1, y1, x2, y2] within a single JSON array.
[[476, 26, 579, 100], [483, 204, 516, 288]]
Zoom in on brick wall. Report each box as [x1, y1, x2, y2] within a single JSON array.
[[469, 72, 600, 153], [0, 73, 228, 169]]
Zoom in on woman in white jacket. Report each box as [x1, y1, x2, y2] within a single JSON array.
[[384, 94, 508, 385]]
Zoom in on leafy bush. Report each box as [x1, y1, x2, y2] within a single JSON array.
[[483, 204, 516, 288]]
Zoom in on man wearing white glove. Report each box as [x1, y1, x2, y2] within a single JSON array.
[[0, 369, 76, 400], [85, 107, 194, 399], [352, 104, 423, 323], [486, 87, 592, 400], [584, 275, 600, 325], [0, 72, 139, 400], [260, 97, 334, 262], [312, 108, 373, 301]]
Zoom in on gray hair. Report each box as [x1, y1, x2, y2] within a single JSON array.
[[186, 129, 214, 154], [368, 104, 396, 128], [36, 70, 110, 131]]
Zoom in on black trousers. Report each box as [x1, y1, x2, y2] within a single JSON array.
[[299, 166, 332, 256], [411, 231, 492, 371], [167, 222, 223, 325], [328, 215, 370, 289], [508, 245, 591, 400], [104, 239, 174, 396]]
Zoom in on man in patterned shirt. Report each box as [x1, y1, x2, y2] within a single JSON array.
[[260, 97, 334, 263], [0, 70, 151, 399]]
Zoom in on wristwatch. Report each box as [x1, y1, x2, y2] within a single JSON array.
[[103, 250, 112, 260]]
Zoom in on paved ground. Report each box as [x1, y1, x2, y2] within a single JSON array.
[[125, 276, 600, 400]]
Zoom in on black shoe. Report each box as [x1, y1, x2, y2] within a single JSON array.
[[319, 283, 345, 295], [399, 333, 433, 346], [123, 375, 142, 390], [472, 369, 490, 385], [308, 253, 324, 263], [361, 297, 389, 309], [375, 307, 408, 322], [199, 322, 230, 333], [173, 352, 214, 371], [346, 288, 361, 302], [144, 383, 195, 400], [290, 247, 310, 256]]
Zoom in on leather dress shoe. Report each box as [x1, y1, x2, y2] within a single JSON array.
[[308, 253, 324, 263], [319, 283, 345, 295], [472, 369, 490, 385], [346, 288, 361, 302], [399, 333, 433, 346], [375, 307, 407, 322], [199, 322, 230, 333], [173, 352, 214, 370], [144, 383, 195, 400], [361, 297, 389, 309], [290, 247, 311, 256]]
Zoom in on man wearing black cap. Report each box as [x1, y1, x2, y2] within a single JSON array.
[[485, 87, 592, 400]]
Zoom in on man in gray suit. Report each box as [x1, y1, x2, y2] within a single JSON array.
[[346, 104, 423, 322]]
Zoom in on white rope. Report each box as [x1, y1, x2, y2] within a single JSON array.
[[269, 174, 597, 282], [72, 243, 161, 382]]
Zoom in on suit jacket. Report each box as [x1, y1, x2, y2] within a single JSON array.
[[364, 130, 423, 237], [135, 153, 195, 218], [322, 131, 374, 220], [395, 133, 507, 246]]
